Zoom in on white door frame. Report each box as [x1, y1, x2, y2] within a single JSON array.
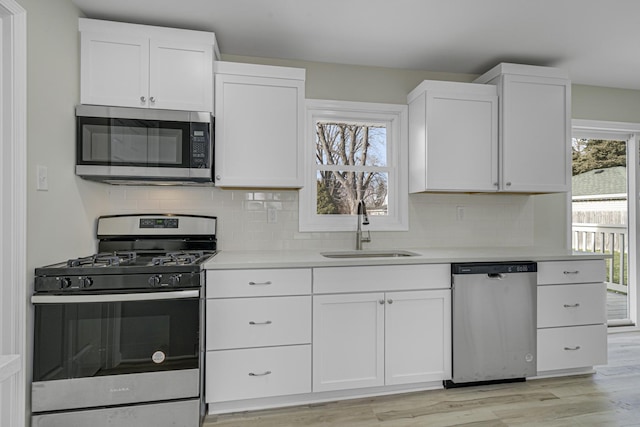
[[0, 0, 26, 426], [572, 119, 640, 330]]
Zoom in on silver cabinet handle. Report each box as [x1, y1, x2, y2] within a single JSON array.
[[215, 175, 222, 181], [563, 271, 580, 275], [387, 299, 394, 304], [563, 303, 580, 308], [506, 182, 512, 187], [249, 320, 272, 325], [564, 346, 581, 351], [149, 96, 156, 103], [140, 96, 146, 103], [249, 371, 272, 377], [248, 281, 272, 286], [379, 299, 385, 305]]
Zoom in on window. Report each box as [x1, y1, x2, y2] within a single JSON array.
[[299, 100, 408, 231], [572, 119, 640, 328]]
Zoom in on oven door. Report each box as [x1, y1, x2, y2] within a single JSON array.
[[31, 290, 201, 413]]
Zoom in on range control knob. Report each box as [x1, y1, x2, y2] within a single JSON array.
[[80, 277, 93, 288], [169, 274, 182, 287], [148, 275, 162, 288], [59, 277, 72, 289]]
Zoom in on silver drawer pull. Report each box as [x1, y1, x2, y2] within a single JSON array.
[[249, 320, 272, 325], [564, 346, 581, 351], [249, 371, 272, 377], [563, 303, 580, 308], [248, 281, 272, 286], [563, 270, 580, 275]]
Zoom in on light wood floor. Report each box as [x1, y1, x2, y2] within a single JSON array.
[[203, 331, 640, 426]]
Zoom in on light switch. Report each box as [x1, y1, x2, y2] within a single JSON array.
[[36, 165, 48, 191]]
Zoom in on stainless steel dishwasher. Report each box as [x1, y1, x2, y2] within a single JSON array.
[[446, 262, 537, 387]]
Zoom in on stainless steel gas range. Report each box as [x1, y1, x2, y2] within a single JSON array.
[[31, 214, 217, 427]]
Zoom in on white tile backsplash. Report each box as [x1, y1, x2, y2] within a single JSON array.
[[105, 187, 534, 251]]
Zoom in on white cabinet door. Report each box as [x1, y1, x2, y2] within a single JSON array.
[[81, 32, 149, 108], [80, 19, 216, 112], [214, 63, 305, 188], [500, 74, 571, 192], [312, 293, 385, 392], [150, 39, 213, 111], [408, 81, 498, 192], [385, 290, 451, 385]]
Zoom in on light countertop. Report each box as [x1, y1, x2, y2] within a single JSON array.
[[204, 247, 610, 270]]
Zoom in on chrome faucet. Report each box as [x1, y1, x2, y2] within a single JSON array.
[[356, 200, 371, 250]]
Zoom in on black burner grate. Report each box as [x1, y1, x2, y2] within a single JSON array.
[[67, 251, 138, 267]]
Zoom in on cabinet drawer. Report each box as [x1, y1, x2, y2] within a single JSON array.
[[206, 268, 311, 297], [205, 345, 311, 403], [537, 324, 607, 372], [537, 260, 606, 285], [313, 264, 450, 294], [206, 296, 311, 350], [537, 283, 606, 328]]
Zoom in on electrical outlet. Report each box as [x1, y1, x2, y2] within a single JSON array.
[[267, 208, 278, 223], [456, 206, 464, 221], [37, 165, 49, 191]]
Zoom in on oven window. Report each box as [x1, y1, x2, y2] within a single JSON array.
[[33, 298, 199, 382], [78, 118, 189, 166]]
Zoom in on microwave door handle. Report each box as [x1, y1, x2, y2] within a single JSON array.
[[31, 290, 200, 304]]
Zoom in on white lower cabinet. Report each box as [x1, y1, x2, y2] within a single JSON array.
[[313, 290, 451, 392], [536, 260, 607, 374], [312, 264, 451, 393], [206, 345, 311, 403], [205, 269, 312, 407], [385, 290, 452, 386], [537, 324, 607, 372], [312, 293, 385, 391]]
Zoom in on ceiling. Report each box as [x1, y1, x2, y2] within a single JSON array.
[[71, 0, 640, 90]]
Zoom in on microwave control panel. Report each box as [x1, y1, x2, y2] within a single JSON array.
[[190, 122, 211, 168]]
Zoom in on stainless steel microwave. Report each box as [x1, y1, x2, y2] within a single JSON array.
[[76, 105, 213, 185]]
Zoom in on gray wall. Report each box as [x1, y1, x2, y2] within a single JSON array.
[[17, 0, 108, 274], [16, 3, 640, 271]]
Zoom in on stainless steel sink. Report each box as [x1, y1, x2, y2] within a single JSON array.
[[321, 250, 420, 259]]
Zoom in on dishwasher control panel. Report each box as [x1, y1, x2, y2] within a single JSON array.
[[452, 262, 537, 275]]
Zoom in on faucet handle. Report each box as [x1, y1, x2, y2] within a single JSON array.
[[357, 200, 370, 224]]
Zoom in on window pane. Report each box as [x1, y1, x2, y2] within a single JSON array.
[[315, 121, 387, 167], [316, 170, 388, 216]]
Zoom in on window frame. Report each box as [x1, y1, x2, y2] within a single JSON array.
[[299, 99, 408, 232], [572, 119, 640, 329]]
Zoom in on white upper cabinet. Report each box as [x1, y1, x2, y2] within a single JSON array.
[[408, 81, 498, 192], [475, 63, 571, 193], [214, 62, 305, 188], [80, 18, 218, 112]]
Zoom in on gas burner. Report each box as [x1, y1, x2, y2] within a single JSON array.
[[67, 252, 138, 267], [151, 251, 205, 266]]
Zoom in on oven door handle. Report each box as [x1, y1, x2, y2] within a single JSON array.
[[31, 290, 200, 304]]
